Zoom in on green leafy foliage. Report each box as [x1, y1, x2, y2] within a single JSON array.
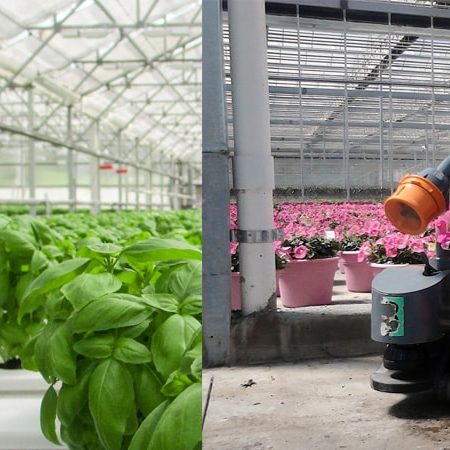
[[61, 273, 122, 310], [148, 383, 202, 450], [0, 210, 202, 449], [88, 358, 135, 450], [40, 385, 60, 446]]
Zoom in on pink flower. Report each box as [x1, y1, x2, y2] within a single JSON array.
[[409, 239, 425, 253], [435, 218, 448, 236], [357, 242, 371, 262], [384, 245, 398, 258], [276, 246, 292, 260], [230, 242, 239, 255], [439, 234, 450, 250], [392, 233, 410, 250], [293, 245, 308, 260], [364, 220, 381, 237]]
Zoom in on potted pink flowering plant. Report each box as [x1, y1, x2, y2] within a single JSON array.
[[357, 232, 429, 278], [357, 233, 426, 264], [275, 234, 340, 308], [338, 220, 385, 292]]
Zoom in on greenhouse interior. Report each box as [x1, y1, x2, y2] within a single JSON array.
[[0, 1, 202, 449], [203, 0, 450, 447]]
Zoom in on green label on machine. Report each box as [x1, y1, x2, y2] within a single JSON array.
[[381, 296, 404, 337]]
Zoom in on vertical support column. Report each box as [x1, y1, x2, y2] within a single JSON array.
[[168, 159, 175, 210], [67, 106, 76, 213], [187, 163, 194, 208], [28, 88, 36, 216], [159, 169, 164, 210], [89, 121, 100, 214], [431, 16, 436, 167], [296, 6, 304, 200], [388, 13, 394, 193], [203, 0, 231, 366], [147, 169, 152, 209], [135, 139, 140, 210], [117, 131, 123, 211], [19, 139, 25, 200], [343, 10, 350, 200], [229, 0, 276, 315], [177, 160, 183, 209], [379, 48, 385, 197]]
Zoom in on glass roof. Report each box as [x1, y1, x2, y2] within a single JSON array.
[[0, 0, 201, 164], [224, 2, 450, 164]]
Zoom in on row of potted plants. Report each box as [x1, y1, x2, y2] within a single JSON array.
[[230, 202, 441, 309]]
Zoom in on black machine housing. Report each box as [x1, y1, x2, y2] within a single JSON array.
[[370, 254, 450, 397]]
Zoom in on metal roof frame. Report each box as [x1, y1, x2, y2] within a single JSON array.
[[0, 0, 202, 167]]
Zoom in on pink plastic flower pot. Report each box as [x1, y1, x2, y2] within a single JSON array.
[[278, 257, 339, 308], [341, 251, 374, 293], [370, 262, 409, 278], [338, 257, 345, 274]]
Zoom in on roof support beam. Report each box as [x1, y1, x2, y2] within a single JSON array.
[[0, 0, 86, 93], [0, 120, 182, 180]]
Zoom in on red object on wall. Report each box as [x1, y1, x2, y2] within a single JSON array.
[[116, 168, 128, 174], [99, 163, 114, 170]]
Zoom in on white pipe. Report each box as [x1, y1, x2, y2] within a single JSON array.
[[228, 0, 276, 315]]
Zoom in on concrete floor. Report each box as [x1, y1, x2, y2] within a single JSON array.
[[203, 356, 450, 450]]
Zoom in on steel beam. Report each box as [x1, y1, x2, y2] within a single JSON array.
[[1, 0, 85, 93], [67, 106, 76, 213], [0, 121, 181, 180], [203, 0, 231, 367], [27, 88, 36, 216]]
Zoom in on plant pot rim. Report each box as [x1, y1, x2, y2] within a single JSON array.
[[341, 250, 360, 255], [288, 256, 340, 264], [369, 262, 409, 268]]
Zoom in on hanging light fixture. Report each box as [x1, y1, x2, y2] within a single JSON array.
[[99, 163, 114, 170]]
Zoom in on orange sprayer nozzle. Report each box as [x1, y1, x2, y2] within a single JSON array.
[[384, 174, 446, 235]]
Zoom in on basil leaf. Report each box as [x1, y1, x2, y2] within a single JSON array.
[[49, 322, 77, 385], [132, 365, 166, 416], [152, 314, 200, 379], [179, 294, 202, 316], [88, 358, 134, 450], [87, 243, 122, 256], [113, 337, 152, 364], [73, 334, 115, 359], [149, 383, 201, 450], [0, 268, 10, 307], [161, 369, 193, 397], [119, 320, 150, 339], [31, 220, 59, 246], [35, 323, 59, 383], [123, 238, 201, 263], [128, 401, 168, 450], [168, 261, 202, 300], [57, 361, 96, 427], [30, 250, 49, 275], [19, 258, 90, 319], [0, 229, 36, 259], [61, 273, 122, 310], [71, 294, 151, 333], [40, 385, 60, 446], [141, 293, 179, 313]]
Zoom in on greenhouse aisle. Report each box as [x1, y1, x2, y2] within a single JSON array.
[[0, 370, 65, 450], [203, 356, 450, 450]]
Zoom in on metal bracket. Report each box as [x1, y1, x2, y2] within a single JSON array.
[[230, 228, 284, 244]]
